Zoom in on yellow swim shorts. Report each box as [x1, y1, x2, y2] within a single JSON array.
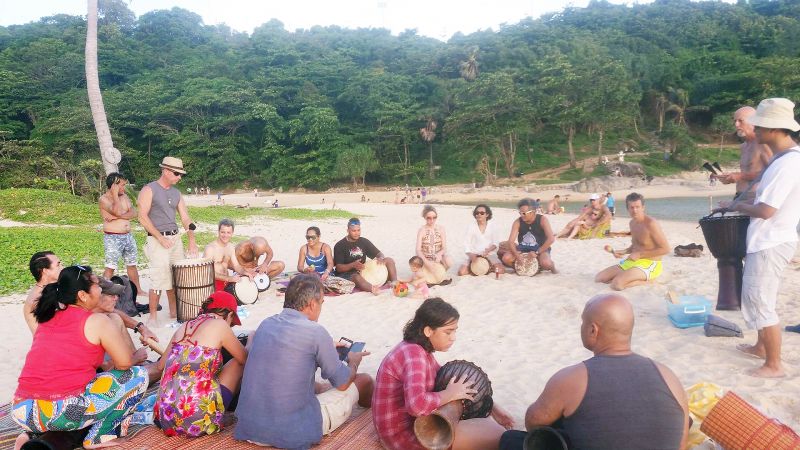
[[619, 258, 663, 280]]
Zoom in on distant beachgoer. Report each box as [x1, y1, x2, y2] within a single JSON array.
[[297, 226, 334, 280], [499, 294, 688, 450], [606, 192, 616, 217], [12, 266, 149, 449], [373, 298, 514, 450], [361, 194, 366, 202], [99, 172, 142, 294], [545, 195, 561, 215], [217, 191, 222, 202], [416, 205, 453, 270], [595, 193, 669, 290], [155, 291, 248, 437], [457, 204, 505, 276], [558, 194, 611, 239], [716, 106, 773, 201], [421, 187, 427, 202], [498, 198, 557, 273], [333, 218, 397, 295], [272, 199, 279, 208]]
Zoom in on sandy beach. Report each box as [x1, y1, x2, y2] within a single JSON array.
[[2, 182, 799, 443]]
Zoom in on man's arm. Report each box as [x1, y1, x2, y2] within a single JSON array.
[[525, 364, 584, 431], [23, 287, 42, 335], [256, 243, 274, 272], [113, 310, 157, 343], [655, 362, 690, 450], [176, 196, 198, 255], [537, 216, 555, 253], [507, 220, 521, 257], [732, 202, 777, 220]]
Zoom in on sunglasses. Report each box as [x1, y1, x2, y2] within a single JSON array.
[[171, 170, 183, 177], [519, 210, 535, 216], [75, 265, 89, 281], [474, 211, 487, 216], [305, 235, 318, 240]]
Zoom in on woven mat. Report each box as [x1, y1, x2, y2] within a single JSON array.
[[109, 409, 380, 450]]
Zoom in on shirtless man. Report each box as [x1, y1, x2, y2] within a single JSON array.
[[545, 195, 561, 214], [717, 106, 773, 201], [235, 236, 285, 279], [595, 193, 670, 290], [204, 218, 245, 291], [99, 172, 142, 292], [23, 251, 63, 334]]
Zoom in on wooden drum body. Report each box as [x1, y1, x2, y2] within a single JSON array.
[[172, 258, 215, 322], [699, 214, 749, 311]]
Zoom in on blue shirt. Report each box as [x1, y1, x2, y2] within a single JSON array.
[[606, 196, 615, 208], [234, 308, 352, 449]]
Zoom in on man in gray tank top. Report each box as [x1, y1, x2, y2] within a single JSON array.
[[137, 156, 198, 327], [499, 294, 689, 450]]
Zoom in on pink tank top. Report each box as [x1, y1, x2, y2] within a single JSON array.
[[16, 306, 105, 400]]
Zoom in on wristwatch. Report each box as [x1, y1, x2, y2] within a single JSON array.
[[133, 322, 144, 334]]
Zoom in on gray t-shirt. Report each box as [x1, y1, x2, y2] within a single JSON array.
[[234, 308, 351, 449], [146, 181, 180, 233]]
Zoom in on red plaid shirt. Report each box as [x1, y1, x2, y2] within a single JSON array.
[[372, 341, 441, 450]]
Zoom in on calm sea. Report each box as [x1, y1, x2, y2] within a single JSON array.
[[447, 196, 724, 223]]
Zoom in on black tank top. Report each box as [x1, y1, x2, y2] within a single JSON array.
[[517, 214, 546, 250], [562, 354, 684, 450]]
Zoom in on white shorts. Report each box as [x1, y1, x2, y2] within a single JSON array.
[[741, 242, 796, 329], [317, 383, 359, 435], [143, 235, 185, 290]]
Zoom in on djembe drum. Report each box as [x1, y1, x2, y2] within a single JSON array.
[[469, 256, 492, 276], [225, 278, 259, 305], [172, 258, 215, 322], [514, 252, 540, 277], [414, 360, 494, 450], [699, 213, 750, 310]]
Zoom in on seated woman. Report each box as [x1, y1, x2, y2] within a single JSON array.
[[372, 298, 514, 450], [12, 265, 149, 449], [457, 204, 505, 277], [297, 226, 334, 280], [416, 206, 454, 271], [556, 206, 590, 238], [154, 291, 248, 437]]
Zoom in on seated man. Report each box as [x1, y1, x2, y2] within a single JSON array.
[[24, 251, 63, 334], [234, 275, 373, 449], [333, 218, 397, 294], [498, 198, 557, 273], [204, 218, 244, 291], [545, 195, 561, 214], [235, 236, 285, 279], [595, 193, 669, 290], [499, 294, 688, 450]]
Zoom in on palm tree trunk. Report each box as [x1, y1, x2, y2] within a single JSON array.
[[428, 142, 434, 179], [567, 125, 576, 169], [597, 128, 604, 164], [86, 0, 118, 175]]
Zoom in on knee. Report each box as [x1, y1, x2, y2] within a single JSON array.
[[610, 279, 625, 291]]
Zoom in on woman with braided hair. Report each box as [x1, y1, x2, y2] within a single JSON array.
[[372, 298, 514, 450]]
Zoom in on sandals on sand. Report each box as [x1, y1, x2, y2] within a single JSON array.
[[785, 324, 800, 333]]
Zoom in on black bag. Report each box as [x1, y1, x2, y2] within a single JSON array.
[[704, 314, 743, 338], [110, 275, 139, 317]]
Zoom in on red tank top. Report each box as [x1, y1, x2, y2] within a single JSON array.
[[15, 306, 105, 400]]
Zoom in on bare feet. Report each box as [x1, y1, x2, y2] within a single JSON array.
[[371, 285, 381, 295], [748, 365, 785, 378], [132, 347, 149, 365], [737, 343, 766, 359], [14, 432, 29, 450]]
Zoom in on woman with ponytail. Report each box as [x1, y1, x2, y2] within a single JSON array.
[[12, 265, 149, 449]]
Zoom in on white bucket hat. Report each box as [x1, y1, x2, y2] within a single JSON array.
[[746, 98, 800, 132]]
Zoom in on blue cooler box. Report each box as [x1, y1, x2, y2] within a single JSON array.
[[667, 296, 713, 328]]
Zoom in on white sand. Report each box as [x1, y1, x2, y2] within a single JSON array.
[[2, 196, 799, 437]]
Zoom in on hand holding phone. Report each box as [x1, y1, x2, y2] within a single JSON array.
[[336, 337, 366, 361]]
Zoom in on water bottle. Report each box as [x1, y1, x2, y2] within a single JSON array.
[[237, 305, 250, 320]]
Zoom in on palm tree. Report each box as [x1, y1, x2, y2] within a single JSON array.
[[459, 47, 479, 81], [86, 0, 119, 175], [419, 118, 437, 179]]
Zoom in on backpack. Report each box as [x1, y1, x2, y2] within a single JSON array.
[[110, 275, 139, 317]]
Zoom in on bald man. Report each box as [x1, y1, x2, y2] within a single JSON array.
[[717, 107, 773, 200], [499, 294, 688, 450], [235, 236, 285, 279]]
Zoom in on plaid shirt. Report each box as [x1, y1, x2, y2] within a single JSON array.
[[372, 341, 441, 450]]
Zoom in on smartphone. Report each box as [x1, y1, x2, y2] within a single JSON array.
[[337, 337, 353, 361], [349, 342, 366, 354]]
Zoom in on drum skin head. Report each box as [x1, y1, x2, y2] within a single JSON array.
[[514, 253, 539, 277], [172, 258, 213, 267], [254, 274, 271, 291], [469, 257, 491, 276], [361, 258, 389, 286], [423, 262, 448, 284], [234, 278, 259, 304]]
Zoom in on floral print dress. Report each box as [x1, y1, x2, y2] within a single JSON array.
[[154, 314, 225, 437]]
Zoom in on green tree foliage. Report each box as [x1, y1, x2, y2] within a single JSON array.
[[1, 0, 799, 191]]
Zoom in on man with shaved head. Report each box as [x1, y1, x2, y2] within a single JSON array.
[[499, 294, 689, 450], [235, 236, 285, 279], [716, 106, 773, 200]]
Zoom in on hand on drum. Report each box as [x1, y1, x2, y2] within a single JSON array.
[[490, 404, 515, 430], [442, 376, 477, 404], [352, 261, 365, 271], [713, 200, 739, 215]]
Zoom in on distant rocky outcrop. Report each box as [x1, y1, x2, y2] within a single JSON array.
[[573, 175, 649, 193]]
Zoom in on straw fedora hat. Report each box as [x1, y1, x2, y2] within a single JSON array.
[[159, 156, 187, 174], [361, 258, 388, 286], [422, 262, 449, 284], [746, 98, 800, 132]]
